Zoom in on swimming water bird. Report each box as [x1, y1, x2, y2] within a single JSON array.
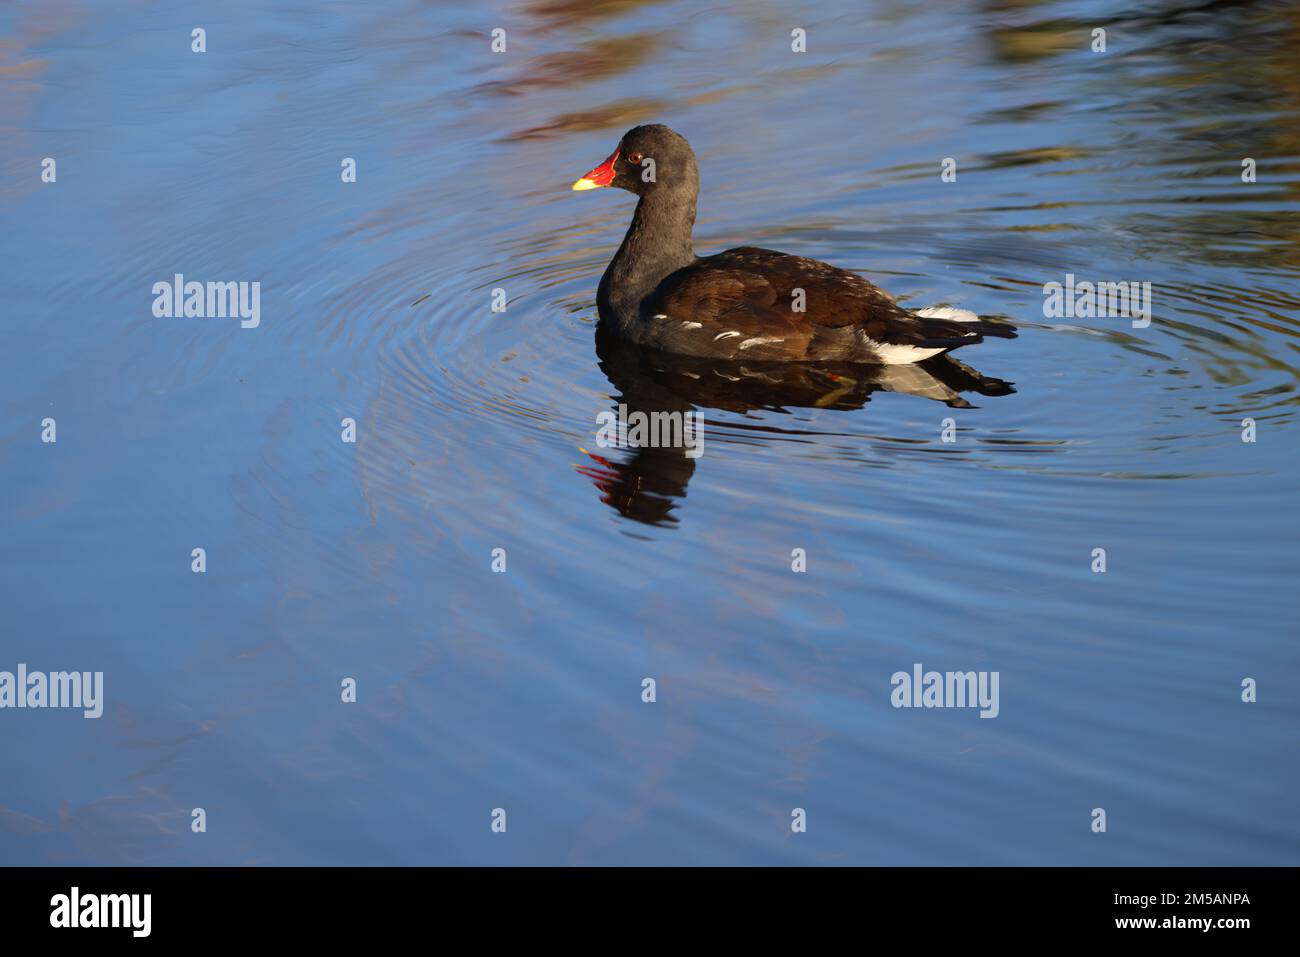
[[573, 124, 1016, 364]]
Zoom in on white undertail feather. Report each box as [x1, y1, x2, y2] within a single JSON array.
[[915, 305, 980, 322], [869, 341, 945, 364], [856, 305, 982, 366]]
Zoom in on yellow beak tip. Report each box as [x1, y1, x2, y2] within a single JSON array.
[[571, 178, 599, 191]]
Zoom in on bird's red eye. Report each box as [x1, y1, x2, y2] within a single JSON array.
[[627, 152, 643, 165]]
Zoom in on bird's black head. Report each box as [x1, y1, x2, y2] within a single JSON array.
[[572, 124, 697, 198]]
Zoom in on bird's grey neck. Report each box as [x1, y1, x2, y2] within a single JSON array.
[[602, 187, 698, 316]]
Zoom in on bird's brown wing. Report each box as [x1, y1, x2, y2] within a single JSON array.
[[643, 247, 1013, 361]]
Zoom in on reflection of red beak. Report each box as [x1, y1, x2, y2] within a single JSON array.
[[572, 148, 620, 190]]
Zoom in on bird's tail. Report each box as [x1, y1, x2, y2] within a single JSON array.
[[913, 305, 1017, 343]]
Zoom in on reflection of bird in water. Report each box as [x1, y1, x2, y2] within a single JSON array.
[[579, 327, 1015, 527]]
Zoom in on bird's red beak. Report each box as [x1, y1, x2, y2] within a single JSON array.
[[572, 147, 620, 191]]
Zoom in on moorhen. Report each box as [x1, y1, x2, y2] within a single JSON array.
[[573, 124, 1016, 364]]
